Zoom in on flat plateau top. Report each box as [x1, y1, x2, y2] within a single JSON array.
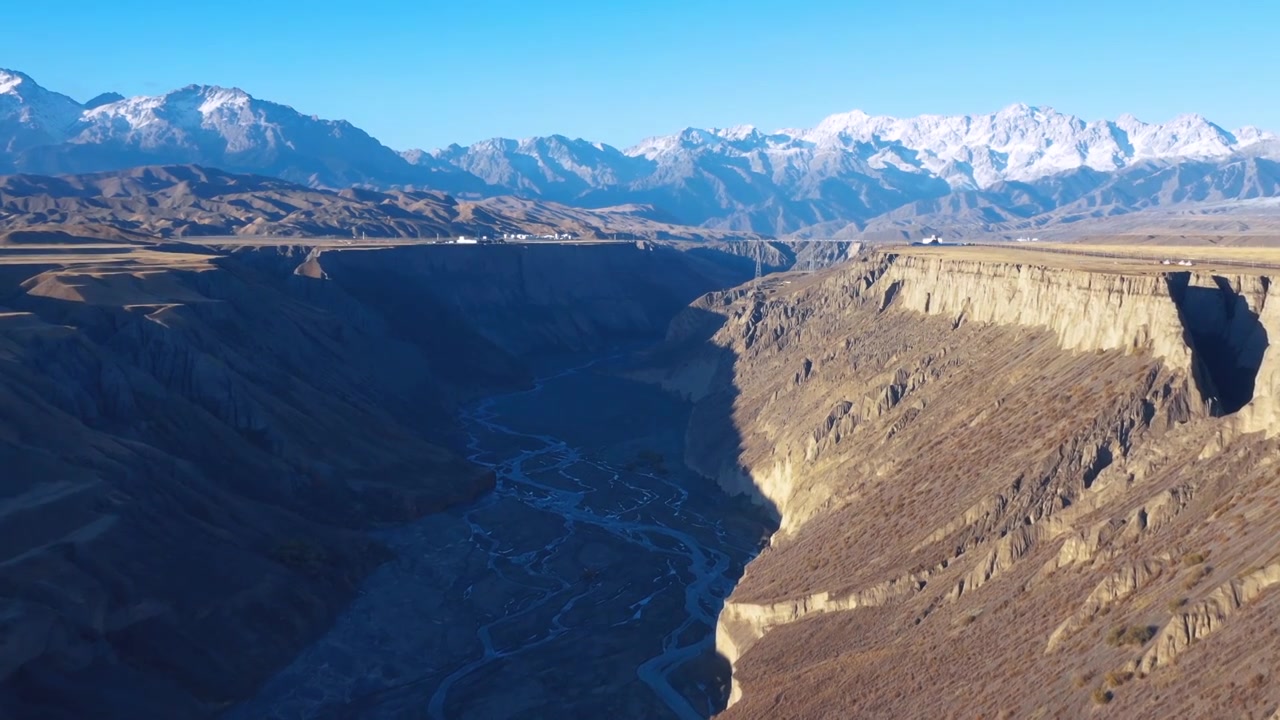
[[0, 238, 635, 268], [0, 245, 217, 268], [169, 236, 631, 247], [892, 243, 1280, 276], [3, 238, 1277, 277]]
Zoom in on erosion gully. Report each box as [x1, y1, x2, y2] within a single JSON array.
[[227, 355, 772, 719]]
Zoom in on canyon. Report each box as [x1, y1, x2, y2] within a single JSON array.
[[0, 238, 765, 718], [642, 245, 1280, 717], [4, 232, 1280, 718]]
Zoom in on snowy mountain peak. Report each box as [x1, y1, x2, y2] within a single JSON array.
[[0, 69, 86, 150], [1235, 125, 1276, 144], [810, 109, 872, 137], [83, 84, 254, 124], [186, 85, 253, 113], [0, 69, 34, 95], [714, 124, 759, 141], [621, 104, 1275, 191], [1115, 112, 1144, 129]]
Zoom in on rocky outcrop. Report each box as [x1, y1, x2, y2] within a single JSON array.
[[1046, 558, 1168, 652], [643, 248, 1280, 717], [1237, 277, 1280, 436], [1139, 563, 1280, 674], [663, 253, 1215, 531], [876, 253, 1199, 365]]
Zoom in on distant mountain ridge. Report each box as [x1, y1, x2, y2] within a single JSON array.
[[2, 68, 1277, 237], [0, 164, 758, 243]]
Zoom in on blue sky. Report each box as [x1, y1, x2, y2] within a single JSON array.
[[4, 0, 1274, 150]]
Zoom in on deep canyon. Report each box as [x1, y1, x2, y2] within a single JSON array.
[[3, 238, 1280, 719], [0, 239, 766, 718]]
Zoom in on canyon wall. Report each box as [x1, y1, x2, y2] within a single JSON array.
[[0, 241, 752, 719], [649, 250, 1280, 717], [308, 241, 755, 356]]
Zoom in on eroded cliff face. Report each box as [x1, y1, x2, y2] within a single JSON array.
[[1237, 277, 1280, 436], [0, 241, 753, 719], [308, 241, 754, 356], [649, 250, 1280, 718]]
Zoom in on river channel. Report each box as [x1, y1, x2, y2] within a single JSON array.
[[226, 356, 772, 719]]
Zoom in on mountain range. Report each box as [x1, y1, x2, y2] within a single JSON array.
[[3, 68, 1278, 237], [0, 165, 757, 244]]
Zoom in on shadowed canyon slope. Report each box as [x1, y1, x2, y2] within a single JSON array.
[[0, 239, 757, 719], [642, 247, 1280, 718]]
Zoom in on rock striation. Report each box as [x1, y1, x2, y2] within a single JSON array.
[[644, 247, 1280, 718]]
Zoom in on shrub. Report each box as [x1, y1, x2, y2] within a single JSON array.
[[1167, 597, 1187, 613], [1126, 625, 1157, 645], [1092, 688, 1113, 705], [1106, 626, 1124, 646], [1182, 551, 1209, 567], [1107, 624, 1156, 647], [1183, 565, 1212, 590], [1105, 670, 1134, 688]]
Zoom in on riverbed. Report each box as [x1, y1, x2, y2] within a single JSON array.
[[226, 356, 772, 719]]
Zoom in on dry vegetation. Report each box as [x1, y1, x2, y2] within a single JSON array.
[[658, 250, 1280, 718], [1060, 242, 1280, 266], [893, 242, 1280, 276]]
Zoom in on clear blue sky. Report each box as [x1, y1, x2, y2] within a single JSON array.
[[4, 0, 1274, 150]]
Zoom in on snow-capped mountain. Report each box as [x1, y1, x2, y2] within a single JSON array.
[[419, 135, 646, 198], [0, 70, 84, 153], [31, 83, 435, 187], [408, 103, 1275, 233], [1, 68, 1277, 236], [783, 104, 1259, 187], [0, 70, 481, 191]]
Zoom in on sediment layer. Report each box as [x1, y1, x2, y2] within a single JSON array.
[[648, 250, 1279, 717]]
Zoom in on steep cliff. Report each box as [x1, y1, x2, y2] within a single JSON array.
[[648, 248, 1280, 718], [0, 240, 753, 719], [306, 241, 755, 356]]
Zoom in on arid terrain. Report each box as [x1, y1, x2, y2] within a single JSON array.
[[0, 236, 762, 718], [4, 217, 1279, 720], [0, 165, 765, 244], [6, 7, 1280, 718], [638, 243, 1280, 718]]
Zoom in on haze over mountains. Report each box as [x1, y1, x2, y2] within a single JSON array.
[[3, 68, 1279, 237]]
